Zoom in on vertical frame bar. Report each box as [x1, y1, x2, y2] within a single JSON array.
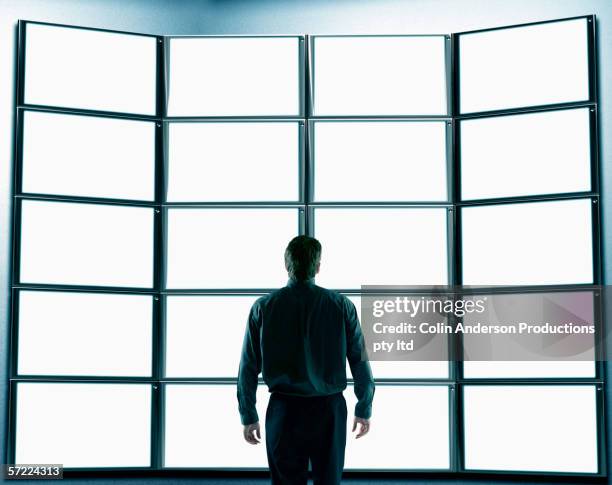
[[448, 29, 462, 474], [10, 199, 22, 297], [298, 120, 306, 205], [151, 34, 167, 470], [448, 383, 457, 472], [592, 197, 602, 286], [150, 382, 160, 469], [161, 122, 170, 205], [593, 288, 605, 380], [306, 35, 314, 118], [304, 35, 313, 237], [6, 381, 18, 465], [13, 110, 24, 196], [10, 23, 26, 290], [306, 205, 315, 238], [150, 293, 162, 469], [455, 382, 466, 472], [16, 21, 26, 107], [445, 118, 456, 287], [445, 120, 454, 205], [156, 36, 166, 121], [588, 16, 606, 475], [153, 132, 165, 291], [306, 120, 314, 205], [9, 289, 20, 380], [446, 206, 457, 380], [298, 207, 306, 235], [5, 290, 20, 466], [158, 382, 166, 468], [450, 33, 460, 117], [444, 34, 453, 117], [452, 23, 463, 478], [298, 36, 306, 119], [589, 106, 600, 195], [162, 37, 170, 119], [586, 15, 597, 104], [7, 47, 23, 470], [596, 384, 607, 475]]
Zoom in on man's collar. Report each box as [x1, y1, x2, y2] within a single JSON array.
[[287, 276, 315, 287]]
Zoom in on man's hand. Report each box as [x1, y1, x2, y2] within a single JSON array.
[[243, 422, 261, 444], [352, 416, 370, 438]]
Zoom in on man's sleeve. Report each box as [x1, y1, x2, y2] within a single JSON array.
[[237, 300, 262, 425], [344, 297, 375, 419]]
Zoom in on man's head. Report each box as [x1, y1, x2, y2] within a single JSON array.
[[284, 235, 322, 281]]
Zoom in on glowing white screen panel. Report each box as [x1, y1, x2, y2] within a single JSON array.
[[164, 384, 270, 468], [24, 23, 156, 115], [167, 37, 300, 116], [344, 385, 450, 469], [165, 295, 260, 377], [464, 385, 598, 473], [460, 108, 591, 200], [313, 36, 447, 115], [314, 122, 447, 202], [166, 208, 299, 288], [19, 200, 154, 288], [22, 110, 155, 201], [459, 18, 589, 113], [461, 199, 593, 286], [314, 208, 448, 288], [167, 122, 300, 202], [15, 383, 151, 467], [463, 361, 596, 379], [17, 291, 152, 376]]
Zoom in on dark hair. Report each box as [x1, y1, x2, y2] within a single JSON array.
[[284, 236, 322, 280]]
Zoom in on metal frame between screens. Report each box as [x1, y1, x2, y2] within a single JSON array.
[[5, 14, 605, 479]]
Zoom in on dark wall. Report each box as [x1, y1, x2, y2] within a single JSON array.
[[1, 1, 610, 483]]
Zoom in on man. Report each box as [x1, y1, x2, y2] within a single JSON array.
[[237, 235, 375, 485]]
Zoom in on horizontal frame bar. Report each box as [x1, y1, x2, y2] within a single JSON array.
[[54, 468, 609, 481], [457, 192, 599, 207], [455, 14, 594, 38], [17, 103, 161, 123], [16, 103, 161, 122], [166, 34, 305, 40], [162, 202, 306, 209], [456, 100, 596, 121], [15, 193, 158, 207], [163, 115, 306, 121], [18, 18, 159, 38]]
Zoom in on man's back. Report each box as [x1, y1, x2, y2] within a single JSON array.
[[259, 278, 351, 396], [238, 277, 374, 424]]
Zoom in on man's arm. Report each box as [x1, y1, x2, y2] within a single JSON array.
[[237, 301, 262, 428], [344, 298, 375, 428]]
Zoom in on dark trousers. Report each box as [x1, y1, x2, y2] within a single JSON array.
[[265, 391, 347, 485]]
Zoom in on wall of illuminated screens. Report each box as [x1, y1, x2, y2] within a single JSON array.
[[7, 16, 603, 477]]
